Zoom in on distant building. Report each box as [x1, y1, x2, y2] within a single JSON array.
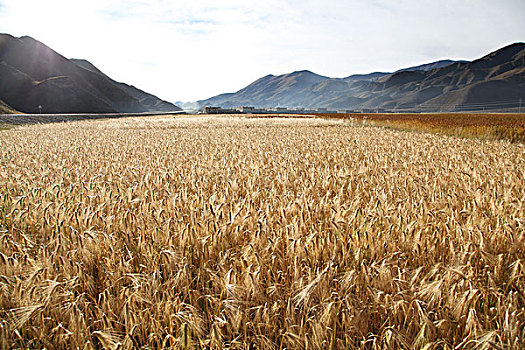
[[302, 109, 316, 114], [202, 106, 241, 114], [203, 106, 221, 114], [266, 107, 288, 113], [238, 106, 255, 113]]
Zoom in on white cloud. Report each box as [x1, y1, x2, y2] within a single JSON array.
[[0, 0, 524, 101]]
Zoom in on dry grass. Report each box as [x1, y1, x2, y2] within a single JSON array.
[[318, 113, 525, 143], [0, 115, 524, 349], [0, 122, 12, 131]]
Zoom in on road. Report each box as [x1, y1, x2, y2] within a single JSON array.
[[0, 111, 186, 125]]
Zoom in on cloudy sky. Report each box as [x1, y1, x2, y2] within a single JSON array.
[[0, 0, 524, 102]]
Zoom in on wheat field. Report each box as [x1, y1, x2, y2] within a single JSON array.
[[0, 115, 524, 349]]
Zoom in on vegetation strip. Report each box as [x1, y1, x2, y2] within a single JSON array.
[[318, 113, 525, 143]]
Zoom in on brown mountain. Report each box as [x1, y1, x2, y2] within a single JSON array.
[[0, 34, 181, 114], [200, 70, 329, 108], [198, 43, 525, 112]]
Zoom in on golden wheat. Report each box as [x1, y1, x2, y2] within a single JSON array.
[[0, 115, 524, 349]]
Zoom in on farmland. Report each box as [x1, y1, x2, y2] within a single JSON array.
[[317, 113, 525, 143], [1, 115, 524, 349]]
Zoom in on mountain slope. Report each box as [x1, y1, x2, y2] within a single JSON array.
[[0, 98, 19, 114], [407, 43, 525, 111], [199, 70, 330, 108], [0, 34, 181, 114], [397, 59, 468, 72], [199, 43, 525, 112], [343, 72, 389, 82]]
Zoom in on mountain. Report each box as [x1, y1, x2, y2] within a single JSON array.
[[374, 43, 525, 111], [199, 43, 524, 112], [0, 34, 181, 114], [343, 72, 389, 82], [340, 60, 467, 83], [200, 70, 329, 108], [396, 59, 468, 72]]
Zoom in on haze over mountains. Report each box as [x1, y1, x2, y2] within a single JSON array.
[[0, 34, 181, 114], [199, 43, 525, 112]]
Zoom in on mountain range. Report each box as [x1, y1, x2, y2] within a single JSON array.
[[1, 34, 523, 114], [198, 43, 525, 112], [0, 34, 181, 114]]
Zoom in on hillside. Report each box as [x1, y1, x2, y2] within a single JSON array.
[[0, 98, 19, 114], [396, 59, 468, 72], [200, 70, 330, 108], [0, 34, 181, 114], [199, 43, 525, 112]]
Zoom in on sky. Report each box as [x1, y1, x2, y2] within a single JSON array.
[[0, 0, 524, 102]]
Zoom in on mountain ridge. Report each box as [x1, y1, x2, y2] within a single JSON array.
[[198, 43, 525, 112], [0, 34, 181, 114]]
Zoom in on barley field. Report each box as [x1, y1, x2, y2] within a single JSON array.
[[318, 113, 525, 143], [0, 115, 524, 349]]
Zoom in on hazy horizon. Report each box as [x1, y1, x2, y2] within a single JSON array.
[[1, 0, 524, 102]]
